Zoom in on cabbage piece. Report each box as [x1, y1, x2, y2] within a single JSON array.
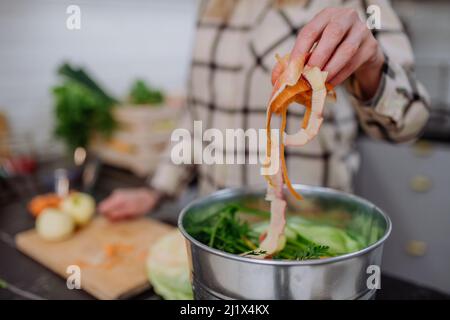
[[146, 230, 193, 300], [286, 217, 362, 254], [252, 216, 362, 255]]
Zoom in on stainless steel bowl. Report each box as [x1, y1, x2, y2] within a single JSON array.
[[178, 185, 391, 300]]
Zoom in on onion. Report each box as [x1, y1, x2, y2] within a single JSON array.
[[60, 192, 95, 226], [36, 209, 75, 241]]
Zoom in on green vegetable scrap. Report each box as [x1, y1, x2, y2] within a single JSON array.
[[185, 204, 366, 260], [128, 79, 164, 105], [146, 231, 193, 300]]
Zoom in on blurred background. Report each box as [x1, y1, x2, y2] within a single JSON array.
[[0, 0, 449, 299]]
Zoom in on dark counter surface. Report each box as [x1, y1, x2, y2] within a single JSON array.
[[1, 163, 449, 300]]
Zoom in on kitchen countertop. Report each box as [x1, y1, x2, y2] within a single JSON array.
[[1, 163, 449, 300]]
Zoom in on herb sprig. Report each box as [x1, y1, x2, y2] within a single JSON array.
[[128, 79, 164, 105]]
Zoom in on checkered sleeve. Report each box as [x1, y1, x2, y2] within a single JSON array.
[[148, 109, 195, 196], [348, 0, 430, 143]]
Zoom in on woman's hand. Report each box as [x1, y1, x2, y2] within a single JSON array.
[[98, 188, 162, 221], [290, 7, 385, 99]]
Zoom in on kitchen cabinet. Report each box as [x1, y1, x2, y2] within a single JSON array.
[[355, 138, 450, 294]]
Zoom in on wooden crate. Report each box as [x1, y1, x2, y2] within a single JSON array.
[[91, 104, 180, 177]]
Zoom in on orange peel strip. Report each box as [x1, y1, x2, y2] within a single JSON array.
[[264, 54, 335, 200], [280, 108, 303, 200], [254, 53, 336, 257]]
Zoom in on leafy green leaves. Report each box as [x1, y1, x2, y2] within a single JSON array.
[[184, 204, 344, 260], [58, 64, 116, 104], [53, 63, 117, 152], [128, 79, 164, 105], [273, 233, 332, 260], [185, 205, 258, 254]]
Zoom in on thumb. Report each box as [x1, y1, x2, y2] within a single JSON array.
[[271, 53, 290, 85]]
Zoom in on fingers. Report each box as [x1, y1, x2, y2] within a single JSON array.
[[98, 189, 132, 220], [290, 8, 334, 62], [307, 9, 359, 69], [101, 198, 138, 221], [271, 63, 282, 86], [98, 188, 159, 221], [105, 207, 135, 221], [323, 21, 370, 80], [289, 7, 378, 84], [328, 36, 379, 86], [272, 7, 382, 97], [271, 54, 289, 85], [271, 61, 285, 85], [98, 191, 124, 214]]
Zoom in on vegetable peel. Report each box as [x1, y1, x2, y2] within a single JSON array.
[[258, 53, 336, 256]]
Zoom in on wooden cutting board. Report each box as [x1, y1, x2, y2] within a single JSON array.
[[16, 216, 173, 300]]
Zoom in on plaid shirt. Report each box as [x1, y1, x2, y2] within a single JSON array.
[[150, 0, 430, 196]]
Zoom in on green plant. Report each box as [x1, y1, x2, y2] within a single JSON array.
[[53, 63, 117, 151], [128, 79, 164, 105]]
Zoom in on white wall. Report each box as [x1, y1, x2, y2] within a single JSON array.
[[0, 0, 197, 152]]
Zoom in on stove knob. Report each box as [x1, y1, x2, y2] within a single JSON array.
[[410, 175, 432, 193], [405, 240, 427, 257]]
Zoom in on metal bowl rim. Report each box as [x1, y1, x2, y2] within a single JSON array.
[[178, 184, 392, 266]]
